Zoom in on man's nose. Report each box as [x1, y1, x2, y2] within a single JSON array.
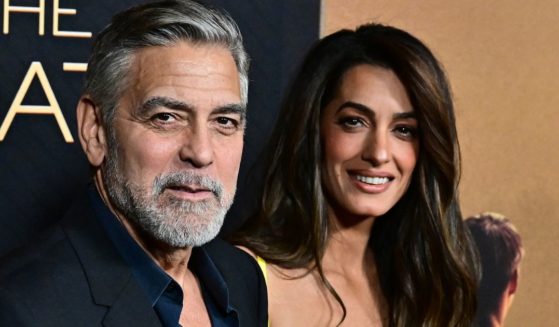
[[179, 124, 214, 168]]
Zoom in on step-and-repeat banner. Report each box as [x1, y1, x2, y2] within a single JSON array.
[[0, 0, 320, 255]]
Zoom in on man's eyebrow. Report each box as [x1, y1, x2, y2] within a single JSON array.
[[212, 103, 247, 121], [138, 96, 193, 115], [336, 101, 416, 120]]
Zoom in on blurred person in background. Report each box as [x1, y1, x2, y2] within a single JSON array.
[[466, 212, 524, 327]]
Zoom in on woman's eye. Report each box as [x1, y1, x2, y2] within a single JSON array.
[[394, 125, 417, 138], [338, 116, 365, 128]]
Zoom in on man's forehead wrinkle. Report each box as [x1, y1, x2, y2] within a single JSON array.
[[150, 62, 238, 83], [133, 60, 239, 89], [134, 43, 238, 73]]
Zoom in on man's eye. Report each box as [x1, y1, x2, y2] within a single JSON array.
[[153, 113, 176, 122], [216, 117, 238, 128]]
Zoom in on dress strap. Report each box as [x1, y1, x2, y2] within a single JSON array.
[[256, 255, 268, 283], [255, 256, 271, 327]]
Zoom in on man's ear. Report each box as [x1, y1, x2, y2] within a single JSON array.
[[508, 268, 519, 295], [76, 97, 107, 167]]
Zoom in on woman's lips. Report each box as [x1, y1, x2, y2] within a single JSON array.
[[349, 172, 394, 194]]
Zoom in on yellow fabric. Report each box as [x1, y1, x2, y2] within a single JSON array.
[[256, 255, 268, 283], [255, 256, 270, 327]]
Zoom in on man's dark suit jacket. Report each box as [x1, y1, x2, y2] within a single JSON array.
[[0, 192, 267, 326]]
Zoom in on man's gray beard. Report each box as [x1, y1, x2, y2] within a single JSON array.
[[102, 138, 234, 248]]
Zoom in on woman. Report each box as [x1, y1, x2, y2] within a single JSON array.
[[235, 23, 478, 326]]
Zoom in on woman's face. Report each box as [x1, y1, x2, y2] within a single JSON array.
[[320, 64, 419, 220]]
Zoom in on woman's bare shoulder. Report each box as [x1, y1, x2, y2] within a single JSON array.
[[235, 245, 257, 259]]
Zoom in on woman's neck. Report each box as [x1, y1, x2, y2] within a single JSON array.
[[321, 207, 376, 277], [317, 207, 388, 325]]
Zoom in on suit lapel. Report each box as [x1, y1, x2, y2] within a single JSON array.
[[101, 277, 163, 327], [61, 192, 162, 327]]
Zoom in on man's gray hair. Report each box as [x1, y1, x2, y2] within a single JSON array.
[[83, 0, 249, 127]]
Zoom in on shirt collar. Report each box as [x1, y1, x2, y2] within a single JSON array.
[[190, 245, 235, 314]]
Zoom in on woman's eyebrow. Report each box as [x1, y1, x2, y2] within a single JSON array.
[[336, 101, 416, 119], [393, 111, 416, 120], [336, 101, 374, 116]]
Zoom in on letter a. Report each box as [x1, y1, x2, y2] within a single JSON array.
[[0, 62, 74, 142]]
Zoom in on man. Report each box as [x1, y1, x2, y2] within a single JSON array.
[[0, 1, 266, 326], [466, 213, 524, 327]]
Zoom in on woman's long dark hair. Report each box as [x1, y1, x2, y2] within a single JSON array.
[[234, 23, 478, 326]]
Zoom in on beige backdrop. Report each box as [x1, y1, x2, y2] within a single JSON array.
[[322, 0, 559, 325]]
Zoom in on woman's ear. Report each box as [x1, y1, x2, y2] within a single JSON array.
[[76, 97, 107, 167]]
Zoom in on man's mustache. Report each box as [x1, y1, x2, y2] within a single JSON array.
[[153, 171, 224, 200]]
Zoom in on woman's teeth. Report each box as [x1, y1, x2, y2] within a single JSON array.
[[356, 175, 390, 185]]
